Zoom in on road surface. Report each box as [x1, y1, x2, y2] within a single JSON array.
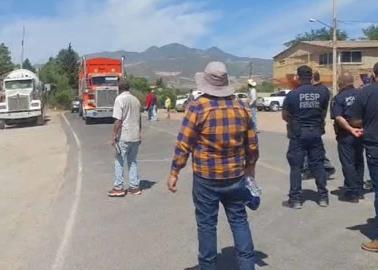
[[1, 111, 378, 270]]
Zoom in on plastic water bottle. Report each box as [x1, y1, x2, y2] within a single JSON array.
[[244, 176, 262, 210], [245, 176, 262, 197]]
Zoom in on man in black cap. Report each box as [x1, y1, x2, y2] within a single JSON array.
[[282, 65, 330, 209]]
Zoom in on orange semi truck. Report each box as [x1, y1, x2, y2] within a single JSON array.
[[78, 57, 124, 124]]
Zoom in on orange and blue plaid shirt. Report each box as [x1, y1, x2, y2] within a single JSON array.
[[170, 94, 259, 180]]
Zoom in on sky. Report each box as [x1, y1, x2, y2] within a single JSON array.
[[1, 0, 378, 64]]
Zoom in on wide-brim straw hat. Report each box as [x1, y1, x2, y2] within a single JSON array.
[[195, 61, 234, 97]]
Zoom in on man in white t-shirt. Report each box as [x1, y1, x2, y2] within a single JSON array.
[[108, 79, 142, 197]]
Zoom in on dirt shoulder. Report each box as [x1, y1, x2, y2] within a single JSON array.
[[0, 111, 68, 270]]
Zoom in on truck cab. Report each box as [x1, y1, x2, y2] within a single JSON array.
[[79, 58, 123, 124], [0, 69, 45, 129]]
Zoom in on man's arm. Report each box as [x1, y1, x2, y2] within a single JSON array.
[[112, 120, 122, 145], [170, 105, 199, 177], [245, 111, 259, 177], [112, 98, 123, 145], [336, 116, 362, 137], [168, 105, 199, 193], [282, 110, 290, 122]]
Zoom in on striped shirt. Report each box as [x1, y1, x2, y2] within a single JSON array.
[[170, 94, 259, 180]]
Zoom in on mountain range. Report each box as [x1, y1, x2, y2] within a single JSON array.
[[85, 43, 272, 88]]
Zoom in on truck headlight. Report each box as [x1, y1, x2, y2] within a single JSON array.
[[31, 102, 40, 107], [0, 104, 6, 110]]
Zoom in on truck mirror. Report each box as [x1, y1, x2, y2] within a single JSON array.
[[44, 84, 51, 92]]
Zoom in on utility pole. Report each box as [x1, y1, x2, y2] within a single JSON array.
[[248, 61, 253, 79], [332, 0, 337, 96], [20, 26, 25, 69]]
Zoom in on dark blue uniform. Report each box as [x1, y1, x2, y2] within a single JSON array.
[[283, 83, 330, 202], [351, 82, 378, 220], [331, 87, 364, 197]]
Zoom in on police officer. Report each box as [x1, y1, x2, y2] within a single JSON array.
[[282, 65, 330, 209], [331, 72, 364, 202], [351, 62, 378, 252], [302, 71, 336, 180]]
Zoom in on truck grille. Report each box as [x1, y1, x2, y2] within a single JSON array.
[[96, 89, 118, 107], [7, 95, 29, 111]]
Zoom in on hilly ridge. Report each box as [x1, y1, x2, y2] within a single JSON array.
[[85, 43, 272, 88]]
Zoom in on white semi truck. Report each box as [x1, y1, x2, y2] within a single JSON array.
[[0, 69, 45, 129]]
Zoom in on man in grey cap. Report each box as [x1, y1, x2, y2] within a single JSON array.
[[168, 62, 259, 270]]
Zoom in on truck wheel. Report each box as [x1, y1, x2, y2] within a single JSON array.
[[0, 120, 5, 130], [270, 102, 280, 112], [257, 107, 263, 112], [36, 114, 45, 126]]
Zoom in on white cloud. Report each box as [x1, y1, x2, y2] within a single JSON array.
[[0, 0, 218, 63]]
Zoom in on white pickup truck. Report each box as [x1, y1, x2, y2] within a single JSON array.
[[256, 89, 291, 112]]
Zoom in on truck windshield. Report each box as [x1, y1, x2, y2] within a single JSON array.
[[92, 77, 118, 86], [4, 80, 33, 90]]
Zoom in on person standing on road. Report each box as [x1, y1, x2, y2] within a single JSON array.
[[164, 96, 172, 119], [108, 79, 142, 197], [302, 71, 336, 180], [351, 63, 378, 252], [248, 79, 258, 131], [145, 89, 154, 121], [282, 65, 330, 209], [331, 72, 364, 202], [167, 61, 259, 270], [152, 90, 159, 121]]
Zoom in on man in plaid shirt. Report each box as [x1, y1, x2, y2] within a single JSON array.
[[168, 62, 259, 270]]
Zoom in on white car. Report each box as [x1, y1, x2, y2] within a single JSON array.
[[175, 90, 204, 112], [256, 89, 291, 112], [175, 94, 189, 112], [234, 92, 251, 106]]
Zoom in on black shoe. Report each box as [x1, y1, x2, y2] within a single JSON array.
[[288, 200, 302, 209], [318, 198, 329, 207], [340, 191, 359, 203]]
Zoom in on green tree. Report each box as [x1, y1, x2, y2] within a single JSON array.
[[0, 43, 14, 75], [56, 43, 79, 90], [257, 81, 275, 93], [285, 27, 348, 47], [363, 25, 378, 40], [128, 75, 150, 93], [22, 58, 36, 73]]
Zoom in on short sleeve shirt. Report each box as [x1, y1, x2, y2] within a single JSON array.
[[283, 83, 330, 127], [113, 91, 141, 142], [331, 87, 359, 120], [351, 83, 378, 143]]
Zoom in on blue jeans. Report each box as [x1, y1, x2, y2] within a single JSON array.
[[192, 174, 255, 270], [365, 144, 378, 220], [287, 133, 328, 201], [113, 141, 140, 189], [148, 107, 153, 120]]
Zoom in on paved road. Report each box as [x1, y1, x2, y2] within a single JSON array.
[[51, 113, 378, 269]]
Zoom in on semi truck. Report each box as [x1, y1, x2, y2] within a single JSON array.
[[79, 57, 124, 124], [0, 69, 45, 129]]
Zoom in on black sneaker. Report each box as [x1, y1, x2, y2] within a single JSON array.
[[288, 200, 302, 209], [318, 198, 329, 207], [340, 191, 359, 203]]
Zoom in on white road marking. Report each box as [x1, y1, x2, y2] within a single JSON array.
[[147, 124, 289, 176], [52, 113, 83, 270]]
